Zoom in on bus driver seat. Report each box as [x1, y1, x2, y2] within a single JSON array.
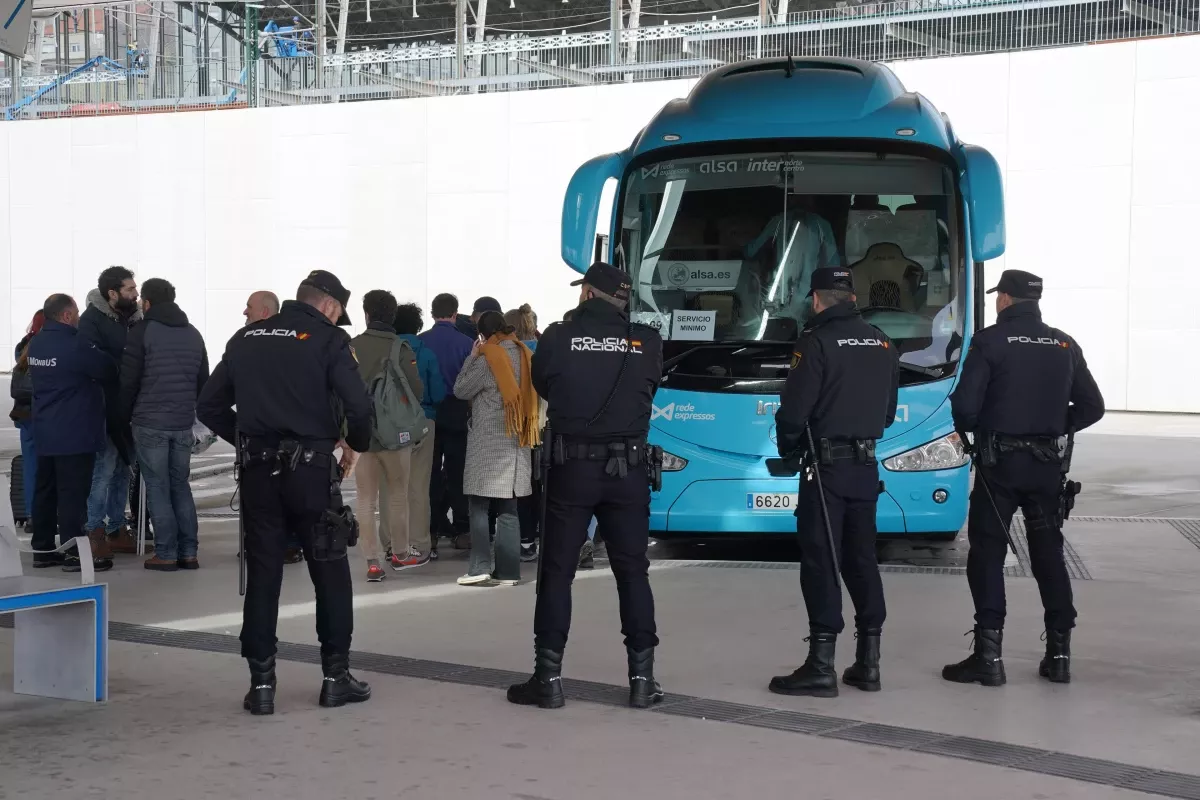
[[848, 242, 923, 310]]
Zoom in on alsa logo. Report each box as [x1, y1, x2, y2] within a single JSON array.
[[245, 328, 311, 340], [836, 338, 888, 348], [28, 356, 57, 367], [1007, 336, 1067, 348], [570, 337, 642, 354]]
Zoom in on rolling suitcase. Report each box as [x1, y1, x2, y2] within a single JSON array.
[[10, 454, 27, 523]]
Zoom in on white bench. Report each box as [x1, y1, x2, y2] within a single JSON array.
[[1, 487, 109, 703]]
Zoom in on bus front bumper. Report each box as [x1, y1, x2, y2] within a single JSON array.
[[650, 463, 969, 537]]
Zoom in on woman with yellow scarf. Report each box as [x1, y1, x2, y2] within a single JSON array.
[[452, 310, 540, 586]]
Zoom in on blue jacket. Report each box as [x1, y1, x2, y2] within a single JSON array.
[[28, 320, 117, 457], [398, 333, 445, 419], [419, 320, 473, 402]]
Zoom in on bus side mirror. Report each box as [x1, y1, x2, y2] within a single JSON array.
[[562, 153, 622, 274], [959, 144, 1006, 262]]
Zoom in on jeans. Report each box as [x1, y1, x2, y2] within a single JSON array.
[[87, 439, 131, 534], [16, 421, 37, 518], [467, 495, 519, 580], [133, 426, 199, 560]]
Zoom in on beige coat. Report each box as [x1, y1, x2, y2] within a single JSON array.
[[454, 339, 532, 499]]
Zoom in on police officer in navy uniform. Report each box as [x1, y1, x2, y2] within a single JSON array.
[[198, 271, 374, 715], [507, 262, 664, 710], [944, 269, 1104, 687], [769, 267, 899, 698]]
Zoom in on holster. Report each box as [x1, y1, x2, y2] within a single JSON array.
[[646, 445, 664, 493], [977, 431, 998, 468], [310, 460, 358, 562]]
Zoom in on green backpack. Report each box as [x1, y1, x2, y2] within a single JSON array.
[[368, 338, 429, 450]]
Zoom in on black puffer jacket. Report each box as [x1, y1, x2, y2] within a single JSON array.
[[119, 301, 210, 432], [79, 288, 141, 439]]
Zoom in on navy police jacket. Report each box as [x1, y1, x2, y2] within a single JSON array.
[[28, 320, 117, 456]]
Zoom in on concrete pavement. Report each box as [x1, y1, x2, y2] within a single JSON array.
[[2, 417, 1200, 799]]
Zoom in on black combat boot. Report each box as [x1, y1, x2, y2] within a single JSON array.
[[243, 656, 277, 716], [942, 627, 1006, 687], [318, 653, 372, 708], [769, 633, 838, 698], [1039, 629, 1071, 684], [628, 647, 665, 709], [507, 647, 565, 709], [841, 629, 882, 692]]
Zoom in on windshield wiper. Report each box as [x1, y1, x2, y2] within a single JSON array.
[[662, 340, 791, 373], [898, 361, 955, 379]]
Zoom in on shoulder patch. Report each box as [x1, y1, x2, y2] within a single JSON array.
[[790, 351, 802, 369], [349, 345, 358, 363]]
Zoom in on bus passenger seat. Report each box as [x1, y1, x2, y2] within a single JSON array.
[[849, 242, 923, 310], [696, 294, 735, 328]]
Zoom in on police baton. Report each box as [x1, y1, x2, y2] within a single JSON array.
[[804, 425, 841, 590], [234, 431, 248, 597], [534, 425, 551, 595], [958, 429, 1018, 556]]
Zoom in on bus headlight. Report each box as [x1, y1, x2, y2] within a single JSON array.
[[882, 433, 968, 472], [662, 451, 688, 472]]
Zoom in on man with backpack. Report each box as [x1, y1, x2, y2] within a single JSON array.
[[350, 290, 429, 582]]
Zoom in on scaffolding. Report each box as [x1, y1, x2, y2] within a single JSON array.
[[0, 0, 1196, 119]]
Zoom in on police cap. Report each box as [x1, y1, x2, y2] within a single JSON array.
[[986, 269, 1043, 300], [806, 267, 855, 297], [301, 270, 352, 326], [571, 262, 632, 302]]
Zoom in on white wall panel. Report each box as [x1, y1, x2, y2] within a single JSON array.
[[1006, 43, 1137, 171], [426, 93, 511, 195], [3, 37, 1199, 411]]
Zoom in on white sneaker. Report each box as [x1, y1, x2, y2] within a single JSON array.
[[491, 578, 519, 586], [457, 573, 491, 586]]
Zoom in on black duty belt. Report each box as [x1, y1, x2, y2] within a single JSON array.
[[556, 438, 647, 466], [241, 437, 335, 474], [994, 434, 1061, 462], [816, 438, 877, 466]]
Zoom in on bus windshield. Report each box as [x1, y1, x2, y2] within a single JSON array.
[[618, 150, 965, 383]]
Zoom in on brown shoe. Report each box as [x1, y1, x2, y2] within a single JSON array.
[[144, 556, 179, 572], [109, 526, 138, 554], [284, 548, 304, 565], [88, 527, 114, 559], [177, 558, 199, 570]]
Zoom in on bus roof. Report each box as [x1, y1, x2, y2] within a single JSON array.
[[629, 57, 958, 159]]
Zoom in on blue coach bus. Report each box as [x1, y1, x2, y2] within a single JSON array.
[[560, 57, 1005, 539]]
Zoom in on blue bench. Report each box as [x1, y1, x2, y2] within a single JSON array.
[[2, 490, 109, 703], [0, 576, 108, 702]]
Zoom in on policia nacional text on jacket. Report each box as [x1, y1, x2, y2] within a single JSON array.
[[197, 270, 374, 714]]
